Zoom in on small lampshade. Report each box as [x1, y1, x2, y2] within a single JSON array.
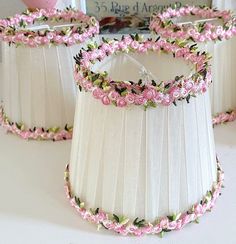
[[150, 6, 236, 115], [68, 48, 218, 227], [0, 9, 99, 140]]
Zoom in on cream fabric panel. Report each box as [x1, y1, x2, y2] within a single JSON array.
[[70, 52, 217, 221], [1, 43, 80, 128]]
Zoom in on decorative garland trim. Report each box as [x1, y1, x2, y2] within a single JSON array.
[[74, 35, 212, 109], [150, 6, 236, 42], [213, 109, 236, 126], [64, 158, 224, 237], [0, 106, 72, 141], [0, 7, 99, 47]]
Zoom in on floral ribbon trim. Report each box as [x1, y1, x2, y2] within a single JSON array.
[[150, 6, 236, 42], [213, 109, 236, 126], [64, 158, 224, 237], [74, 35, 212, 109], [0, 7, 99, 47], [0, 106, 72, 141]]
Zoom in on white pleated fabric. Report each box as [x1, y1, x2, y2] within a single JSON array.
[[1, 42, 81, 128], [69, 52, 217, 221], [207, 38, 236, 115], [175, 12, 236, 115], [210, 0, 236, 114]]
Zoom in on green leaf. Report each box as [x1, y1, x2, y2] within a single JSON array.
[[113, 214, 120, 223], [75, 197, 81, 206], [195, 218, 200, 224], [186, 94, 191, 103], [133, 218, 146, 227], [134, 33, 139, 41], [91, 74, 100, 82], [121, 90, 128, 96], [120, 216, 130, 225], [151, 80, 157, 86], [160, 231, 164, 238], [15, 122, 22, 130]]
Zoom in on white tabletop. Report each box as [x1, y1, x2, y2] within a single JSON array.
[[0, 121, 235, 244]]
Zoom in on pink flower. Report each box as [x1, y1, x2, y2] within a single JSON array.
[[46, 32, 54, 40], [199, 35, 206, 42], [225, 30, 233, 39], [41, 37, 50, 45], [134, 95, 146, 105], [153, 225, 162, 234], [169, 87, 180, 99], [159, 217, 169, 229], [119, 41, 127, 50], [35, 128, 43, 135], [103, 220, 116, 230], [67, 37, 76, 46], [108, 91, 119, 100], [20, 131, 31, 140], [175, 220, 183, 230], [101, 95, 111, 105], [180, 88, 188, 97], [143, 88, 156, 100], [117, 97, 127, 107], [92, 88, 104, 99], [131, 40, 139, 49], [211, 32, 218, 40], [182, 214, 191, 225], [54, 36, 63, 44], [73, 33, 82, 42], [125, 93, 135, 104], [84, 81, 93, 91], [194, 204, 203, 216], [162, 94, 171, 106], [168, 221, 177, 230]]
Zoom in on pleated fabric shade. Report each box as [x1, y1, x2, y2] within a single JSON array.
[[150, 6, 236, 115], [0, 9, 99, 140], [69, 51, 218, 222], [211, 0, 236, 115], [208, 38, 236, 115], [1, 43, 77, 129]]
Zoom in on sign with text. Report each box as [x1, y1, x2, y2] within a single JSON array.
[[85, 0, 212, 19], [84, 0, 212, 34]]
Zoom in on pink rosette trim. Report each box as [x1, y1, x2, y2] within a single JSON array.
[[0, 106, 72, 141], [150, 6, 236, 42], [0, 7, 99, 47], [64, 158, 224, 237], [74, 35, 212, 109], [213, 109, 236, 126]]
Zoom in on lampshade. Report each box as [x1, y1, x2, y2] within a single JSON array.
[[65, 37, 223, 236], [150, 6, 236, 116], [0, 8, 99, 140]]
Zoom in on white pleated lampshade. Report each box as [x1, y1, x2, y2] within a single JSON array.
[[206, 38, 236, 115], [211, 0, 236, 115], [150, 6, 236, 115], [1, 42, 78, 129], [175, 18, 236, 115], [0, 9, 99, 139], [69, 51, 217, 222]]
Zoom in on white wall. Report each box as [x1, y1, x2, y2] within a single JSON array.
[[0, 0, 25, 18]]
